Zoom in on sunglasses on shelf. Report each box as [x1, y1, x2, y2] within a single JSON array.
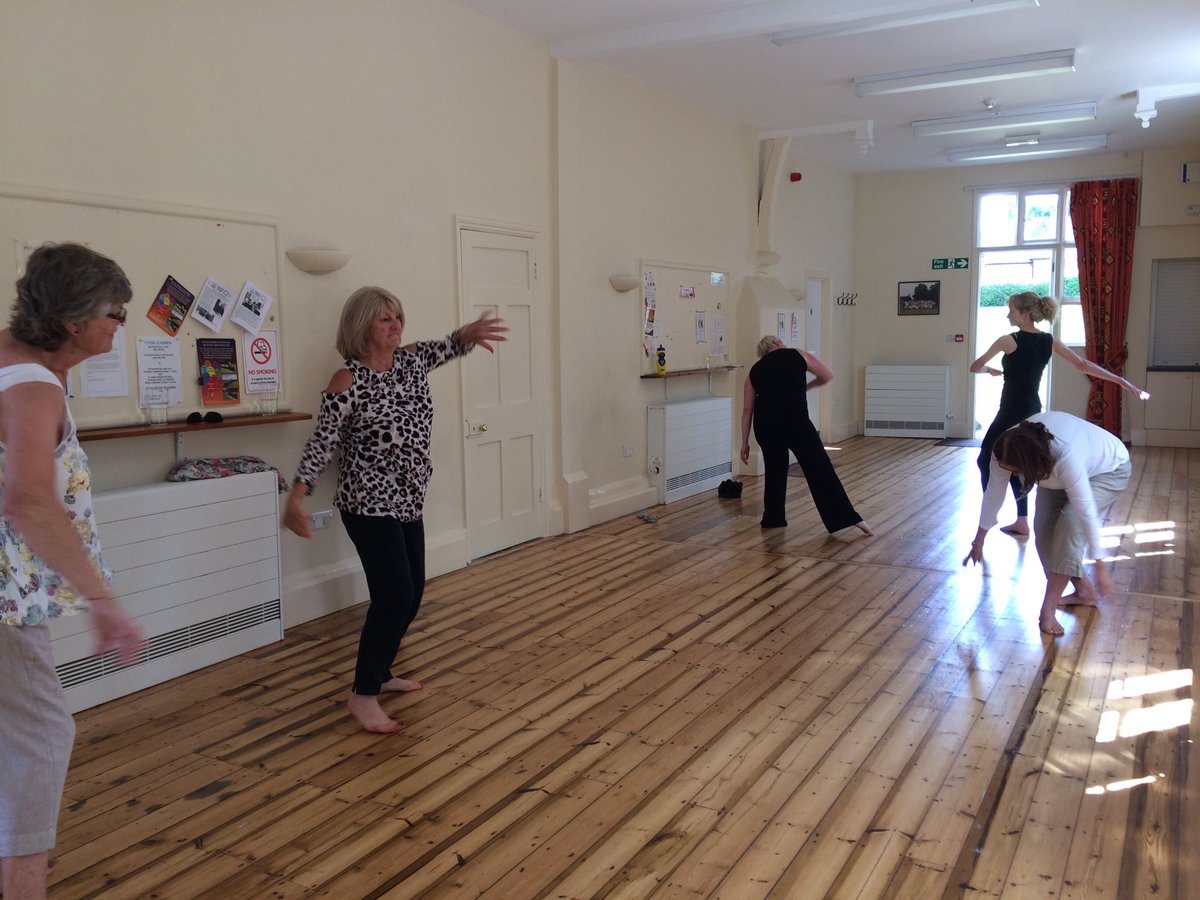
[[186, 411, 224, 424]]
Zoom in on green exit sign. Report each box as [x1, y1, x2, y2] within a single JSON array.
[[932, 257, 969, 270]]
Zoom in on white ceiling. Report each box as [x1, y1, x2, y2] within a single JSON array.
[[453, 0, 1200, 173]]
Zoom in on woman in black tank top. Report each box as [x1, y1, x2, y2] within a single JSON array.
[[971, 291, 1149, 537]]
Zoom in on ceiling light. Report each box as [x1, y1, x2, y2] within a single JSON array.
[[912, 100, 1097, 136], [1004, 133, 1040, 147], [947, 133, 1107, 163], [854, 49, 1075, 97], [770, 0, 1039, 45]]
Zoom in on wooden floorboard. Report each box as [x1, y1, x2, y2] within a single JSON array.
[[49, 439, 1198, 898]]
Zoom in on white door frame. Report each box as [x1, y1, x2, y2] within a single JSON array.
[[454, 216, 548, 556], [805, 272, 833, 435]]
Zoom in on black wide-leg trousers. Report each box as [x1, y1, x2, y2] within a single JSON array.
[[755, 414, 862, 532], [340, 510, 425, 696]]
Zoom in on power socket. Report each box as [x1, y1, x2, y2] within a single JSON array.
[[310, 509, 334, 529]]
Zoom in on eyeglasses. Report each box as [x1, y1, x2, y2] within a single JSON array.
[[186, 411, 224, 424], [105, 308, 128, 325]]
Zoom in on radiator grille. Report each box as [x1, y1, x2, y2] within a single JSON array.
[[666, 460, 733, 492], [864, 365, 950, 438], [56, 598, 281, 690]]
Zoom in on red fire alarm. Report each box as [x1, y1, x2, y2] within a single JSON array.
[[790, 172, 802, 182]]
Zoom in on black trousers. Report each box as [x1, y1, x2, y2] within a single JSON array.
[[977, 399, 1040, 518], [340, 510, 425, 696], [755, 413, 862, 532]]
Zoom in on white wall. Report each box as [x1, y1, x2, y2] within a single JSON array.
[[553, 59, 757, 530], [1, 0, 553, 623], [767, 150, 858, 439], [849, 150, 1200, 442]]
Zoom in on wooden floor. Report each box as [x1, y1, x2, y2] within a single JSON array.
[[51, 437, 1198, 899]]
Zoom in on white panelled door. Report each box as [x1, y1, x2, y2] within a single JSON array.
[[458, 226, 542, 560]]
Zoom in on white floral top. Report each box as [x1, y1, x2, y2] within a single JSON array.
[[0, 364, 111, 626]]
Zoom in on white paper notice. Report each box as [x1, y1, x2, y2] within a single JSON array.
[[776, 312, 786, 341], [135, 336, 183, 406], [711, 313, 726, 355], [191, 277, 235, 333], [694, 310, 706, 344], [791, 312, 800, 343], [230, 281, 274, 334], [243, 330, 281, 392], [79, 327, 129, 398]]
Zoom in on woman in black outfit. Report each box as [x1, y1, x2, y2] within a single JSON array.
[[740, 336, 873, 536], [971, 291, 1148, 536]]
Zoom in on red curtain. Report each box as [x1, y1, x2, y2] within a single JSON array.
[[1069, 178, 1139, 436]]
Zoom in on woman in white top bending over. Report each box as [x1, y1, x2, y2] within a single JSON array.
[[963, 411, 1131, 636]]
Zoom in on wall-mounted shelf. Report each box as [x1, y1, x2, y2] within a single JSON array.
[[640, 365, 742, 380], [79, 411, 313, 462]]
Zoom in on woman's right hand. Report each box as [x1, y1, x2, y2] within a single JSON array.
[[740, 443, 750, 464], [89, 596, 145, 666], [282, 492, 313, 539]]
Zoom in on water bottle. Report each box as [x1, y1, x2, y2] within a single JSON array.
[[655, 345, 667, 375]]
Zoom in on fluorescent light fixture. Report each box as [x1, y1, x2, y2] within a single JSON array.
[[947, 133, 1107, 163], [854, 49, 1075, 97], [1004, 133, 1040, 147], [912, 100, 1097, 137], [770, 0, 1039, 45]]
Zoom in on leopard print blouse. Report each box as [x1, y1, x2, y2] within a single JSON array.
[[293, 333, 469, 520]]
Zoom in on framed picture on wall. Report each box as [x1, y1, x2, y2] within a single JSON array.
[[898, 281, 941, 316]]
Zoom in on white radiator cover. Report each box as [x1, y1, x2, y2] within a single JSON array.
[[50, 471, 283, 712], [864, 365, 950, 438], [648, 397, 733, 504]]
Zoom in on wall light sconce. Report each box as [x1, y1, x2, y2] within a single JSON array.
[[286, 248, 352, 275], [609, 275, 640, 293]]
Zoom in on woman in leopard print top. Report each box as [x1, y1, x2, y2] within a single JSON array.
[[284, 286, 506, 733]]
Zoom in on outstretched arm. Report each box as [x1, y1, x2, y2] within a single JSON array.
[[970, 334, 1016, 376], [739, 377, 755, 465], [1052, 338, 1150, 399]]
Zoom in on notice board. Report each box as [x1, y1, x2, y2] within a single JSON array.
[[0, 184, 285, 430], [639, 259, 730, 376]]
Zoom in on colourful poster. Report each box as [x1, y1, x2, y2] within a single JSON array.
[[195, 338, 241, 407], [146, 275, 195, 337]]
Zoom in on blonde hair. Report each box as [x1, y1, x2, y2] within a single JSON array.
[[1008, 291, 1058, 324], [335, 286, 405, 360], [756, 335, 782, 358]]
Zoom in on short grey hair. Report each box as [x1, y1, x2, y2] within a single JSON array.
[[335, 286, 405, 360], [756, 335, 782, 358], [10, 243, 131, 350]]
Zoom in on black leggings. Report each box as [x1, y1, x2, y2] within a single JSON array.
[[340, 511, 425, 696], [977, 402, 1039, 518]]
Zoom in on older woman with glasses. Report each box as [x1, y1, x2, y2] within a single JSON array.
[[0, 243, 143, 898], [284, 286, 506, 733]]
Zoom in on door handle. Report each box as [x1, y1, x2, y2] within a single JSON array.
[[467, 420, 489, 436]]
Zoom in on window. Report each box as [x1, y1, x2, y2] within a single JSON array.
[[1150, 259, 1200, 368], [971, 184, 1079, 434]]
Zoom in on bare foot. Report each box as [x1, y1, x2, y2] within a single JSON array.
[[1000, 521, 1030, 537], [1039, 613, 1065, 636], [347, 693, 400, 733], [854, 520, 875, 537], [1060, 576, 1100, 607], [381, 677, 424, 693]]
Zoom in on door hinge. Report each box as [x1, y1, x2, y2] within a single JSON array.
[[538, 486, 543, 503]]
